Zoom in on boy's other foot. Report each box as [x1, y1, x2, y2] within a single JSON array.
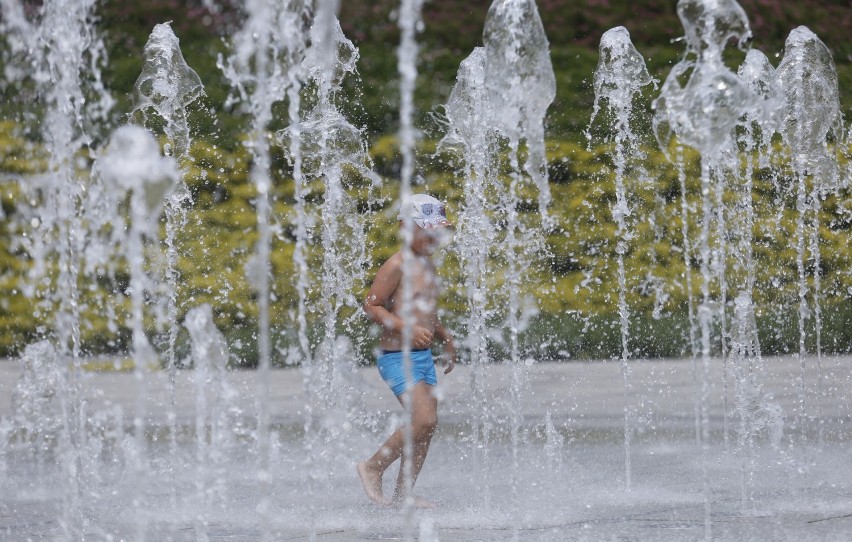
[[357, 461, 387, 505], [412, 496, 436, 509], [391, 494, 436, 509]]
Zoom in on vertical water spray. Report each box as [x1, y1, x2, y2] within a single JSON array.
[[289, 0, 378, 432], [588, 26, 656, 490], [703, 137, 748, 450], [482, 0, 554, 532], [1, 0, 112, 537], [733, 48, 782, 509], [440, 45, 500, 509], [278, 2, 378, 533], [776, 26, 844, 446], [675, 145, 702, 446], [288, 16, 311, 436], [97, 125, 179, 540], [713, 149, 731, 448], [653, 0, 757, 536], [11, 0, 112, 357], [185, 304, 233, 541], [220, 2, 309, 536], [643, 189, 671, 321], [131, 21, 205, 506], [396, 0, 425, 531]]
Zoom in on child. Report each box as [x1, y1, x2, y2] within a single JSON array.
[[357, 194, 457, 508]]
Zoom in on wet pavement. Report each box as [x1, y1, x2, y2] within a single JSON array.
[[1, 354, 850, 541]]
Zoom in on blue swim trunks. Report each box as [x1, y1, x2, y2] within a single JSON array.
[[377, 349, 437, 397]]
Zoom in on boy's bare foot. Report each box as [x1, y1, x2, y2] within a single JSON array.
[[357, 461, 387, 505]]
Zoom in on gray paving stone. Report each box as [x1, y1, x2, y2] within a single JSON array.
[[1, 355, 850, 540]]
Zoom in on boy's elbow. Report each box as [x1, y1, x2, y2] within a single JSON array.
[[363, 299, 378, 319]]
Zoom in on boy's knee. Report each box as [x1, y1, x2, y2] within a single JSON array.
[[413, 414, 437, 439], [426, 415, 438, 432]]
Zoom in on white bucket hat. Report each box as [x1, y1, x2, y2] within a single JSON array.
[[397, 194, 452, 229]]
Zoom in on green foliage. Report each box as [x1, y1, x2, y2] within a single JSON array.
[[2, 113, 852, 362], [0, 123, 41, 355], [2, 1, 851, 362]]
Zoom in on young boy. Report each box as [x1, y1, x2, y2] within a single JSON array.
[[357, 194, 457, 508]]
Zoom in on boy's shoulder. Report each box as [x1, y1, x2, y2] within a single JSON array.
[[383, 251, 404, 267], [377, 250, 432, 275], [376, 251, 404, 275]]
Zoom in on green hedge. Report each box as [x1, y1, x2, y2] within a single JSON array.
[[1, 122, 850, 363]]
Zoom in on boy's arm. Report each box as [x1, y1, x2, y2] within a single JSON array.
[[434, 322, 456, 374], [363, 255, 404, 330], [363, 255, 433, 348]]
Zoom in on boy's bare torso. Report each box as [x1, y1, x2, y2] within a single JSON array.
[[380, 252, 439, 351]]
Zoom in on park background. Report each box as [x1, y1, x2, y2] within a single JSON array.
[[0, 0, 850, 365]]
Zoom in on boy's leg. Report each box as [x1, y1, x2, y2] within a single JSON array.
[[359, 352, 408, 504], [392, 382, 438, 504]]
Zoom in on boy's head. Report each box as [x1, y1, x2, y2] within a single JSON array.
[[398, 194, 453, 254], [397, 193, 452, 229]]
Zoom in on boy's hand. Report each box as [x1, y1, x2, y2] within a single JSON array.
[[442, 354, 456, 374], [442, 342, 457, 374], [412, 326, 434, 349]]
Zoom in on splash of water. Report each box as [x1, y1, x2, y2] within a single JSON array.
[[483, 0, 555, 228], [131, 21, 207, 507], [653, 0, 757, 537], [185, 304, 236, 539], [219, 1, 309, 538], [543, 411, 565, 474], [133, 22, 204, 158], [440, 46, 499, 509], [97, 125, 178, 540], [776, 26, 843, 446], [11, 341, 65, 450], [732, 47, 782, 509], [98, 126, 179, 210], [589, 25, 656, 491], [654, 0, 755, 154]]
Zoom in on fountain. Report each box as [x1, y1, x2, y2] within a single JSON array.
[[775, 26, 845, 446], [587, 25, 656, 490], [1, 0, 851, 540], [131, 21, 206, 511]]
